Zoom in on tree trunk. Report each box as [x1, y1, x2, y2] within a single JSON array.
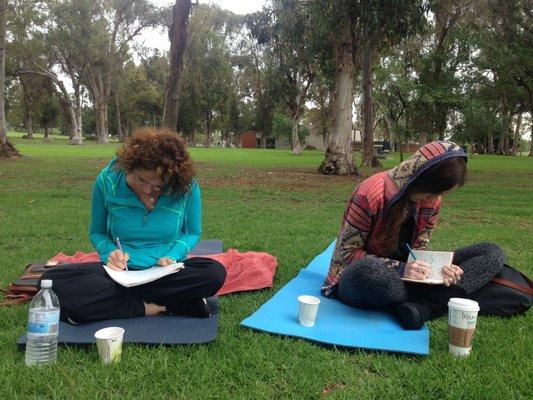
[[88, 69, 110, 144], [487, 130, 494, 154], [436, 109, 447, 141], [0, 0, 20, 157], [511, 113, 522, 155], [43, 126, 52, 142], [23, 114, 34, 139], [291, 114, 301, 155], [419, 132, 428, 146], [529, 113, 533, 156], [21, 81, 34, 139], [115, 90, 124, 141], [95, 100, 109, 144], [289, 76, 313, 155], [203, 110, 212, 148], [66, 100, 81, 144], [162, 0, 192, 131], [71, 84, 83, 144], [498, 103, 511, 155], [361, 43, 381, 168], [318, 36, 357, 175], [39, 73, 82, 145]]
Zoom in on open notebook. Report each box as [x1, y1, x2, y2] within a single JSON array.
[[401, 249, 454, 284], [103, 263, 185, 287]]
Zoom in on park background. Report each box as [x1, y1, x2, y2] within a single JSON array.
[[0, 1, 532, 399]]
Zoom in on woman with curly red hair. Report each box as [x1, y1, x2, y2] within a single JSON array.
[[41, 128, 226, 322]]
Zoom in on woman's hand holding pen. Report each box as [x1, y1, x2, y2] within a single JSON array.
[[107, 250, 129, 270], [157, 257, 175, 267], [442, 264, 463, 286], [404, 260, 431, 280]]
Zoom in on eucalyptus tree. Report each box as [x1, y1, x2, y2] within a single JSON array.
[[162, 0, 192, 131], [311, 0, 358, 175], [177, 5, 234, 146], [0, 0, 18, 157], [43, 0, 161, 143], [237, 11, 283, 145], [41, 0, 88, 144], [267, 0, 317, 154], [19, 74, 55, 139], [408, 0, 476, 145], [461, 0, 531, 154], [5, 0, 43, 139], [112, 58, 165, 138], [357, 0, 425, 167], [12, 4, 85, 145], [306, 72, 334, 149], [374, 48, 417, 161]]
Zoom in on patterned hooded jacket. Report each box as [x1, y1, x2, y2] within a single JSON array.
[[322, 141, 467, 297]]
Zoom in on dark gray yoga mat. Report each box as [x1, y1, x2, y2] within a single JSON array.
[[17, 240, 224, 348], [18, 297, 219, 348], [189, 239, 223, 256]]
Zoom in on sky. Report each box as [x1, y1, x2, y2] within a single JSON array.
[[139, 0, 268, 52]]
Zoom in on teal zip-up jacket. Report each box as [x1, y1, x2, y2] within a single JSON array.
[[89, 159, 201, 269]]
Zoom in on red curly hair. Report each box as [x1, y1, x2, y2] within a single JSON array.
[[116, 127, 195, 195]]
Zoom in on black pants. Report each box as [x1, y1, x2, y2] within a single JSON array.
[[40, 257, 226, 322], [336, 242, 505, 318]]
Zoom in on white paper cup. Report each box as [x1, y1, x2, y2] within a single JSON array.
[[94, 327, 125, 364], [448, 298, 480, 356], [298, 295, 321, 327]]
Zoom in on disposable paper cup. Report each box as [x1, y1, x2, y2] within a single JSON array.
[[94, 327, 125, 364], [448, 298, 480, 357], [298, 295, 321, 327]]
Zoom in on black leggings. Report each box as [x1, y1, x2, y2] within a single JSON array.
[[336, 242, 505, 313], [40, 257, 226, 322]]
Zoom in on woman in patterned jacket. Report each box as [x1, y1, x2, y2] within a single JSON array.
[[322, 141, 505, 329]]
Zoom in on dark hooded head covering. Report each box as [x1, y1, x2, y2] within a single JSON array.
[[385, 141, 467, 208]]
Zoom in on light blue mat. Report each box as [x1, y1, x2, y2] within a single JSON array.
[[241, 241, 429, 355]]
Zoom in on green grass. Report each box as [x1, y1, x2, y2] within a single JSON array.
[[1, 135, 532, 399]]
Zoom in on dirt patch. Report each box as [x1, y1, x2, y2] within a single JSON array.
[[198, 165, 366, 192], [322, 381, 347, 398]]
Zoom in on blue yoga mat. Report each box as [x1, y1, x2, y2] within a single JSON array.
[[241, 241, 429, 355], [18, 297, 219, 347]]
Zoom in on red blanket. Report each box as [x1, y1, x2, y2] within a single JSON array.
[[50, 249, 277, 296]]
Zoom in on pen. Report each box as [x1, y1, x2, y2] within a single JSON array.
[[115, 237, 128, 271], [406, 243, 428, 278], [405, 243, 417, 260]]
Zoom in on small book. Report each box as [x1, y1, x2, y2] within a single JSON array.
[[103, 263, 185, 287], [401, 249, 455, 284]]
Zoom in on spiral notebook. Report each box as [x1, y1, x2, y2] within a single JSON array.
[[103, 263, 185, 287]]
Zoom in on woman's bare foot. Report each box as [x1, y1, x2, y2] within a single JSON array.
[[144, 302, 166, 316]]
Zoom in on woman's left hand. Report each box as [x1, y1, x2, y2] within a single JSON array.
[[157, 257, 176, 267], [442, 264, 463, 286]]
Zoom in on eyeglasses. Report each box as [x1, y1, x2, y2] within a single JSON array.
[[133, 172, 164, 192]]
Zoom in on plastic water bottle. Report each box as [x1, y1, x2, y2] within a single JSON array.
[[25, 279, 60, 366]]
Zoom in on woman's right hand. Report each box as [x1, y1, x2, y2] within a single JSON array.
[[404, 260, 431, 280], [106, 250, 129, 270]]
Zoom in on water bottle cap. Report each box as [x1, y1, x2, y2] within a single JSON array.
[[41, 279, 53, 289]]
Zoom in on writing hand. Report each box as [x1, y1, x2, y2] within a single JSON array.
[[404, 260, 431, 280], [157, 257, 176, 267], [107, 250, 129, 270], [441, 264, 463, 286]]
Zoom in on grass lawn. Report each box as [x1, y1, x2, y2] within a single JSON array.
[[1, 135, 532, 399]]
